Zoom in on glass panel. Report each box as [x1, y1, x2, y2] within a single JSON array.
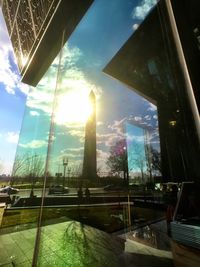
[[0, 38, 62, 266], [1, 0, 199, 266], [37, 1, 167, 266]]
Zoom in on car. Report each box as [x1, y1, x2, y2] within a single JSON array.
[[0, 186, 19, 195], [48, 185, 69, 195], [103, 184, 122, 191]]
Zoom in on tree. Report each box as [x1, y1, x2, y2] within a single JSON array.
[[150, 147, 162, 174], [12, 154, 28, 178], [11, 153, 44, 185], [129, 144, 162, 183], [129, 142, 147, 183], [107, 139, 129, 183]]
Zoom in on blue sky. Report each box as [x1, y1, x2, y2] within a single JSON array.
[[0, 9, 28, 174], [0, 0, 159, 176]]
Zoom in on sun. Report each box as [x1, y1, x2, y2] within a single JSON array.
[[55, 91, 93, 125]]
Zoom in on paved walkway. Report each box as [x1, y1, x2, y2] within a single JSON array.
[[0, 220, 174, 267]]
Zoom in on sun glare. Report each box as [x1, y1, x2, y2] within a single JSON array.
[[55, 91, 93, 125], [21, 54, 28, 67]]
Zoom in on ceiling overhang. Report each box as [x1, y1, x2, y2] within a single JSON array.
[[2, 0, 93, 86], [103, 0, 173, 105]]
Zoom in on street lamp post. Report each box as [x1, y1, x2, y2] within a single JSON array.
[[123, 146, 129, 184], [67, 167, 71, 186], [63, 157, 68, 187]]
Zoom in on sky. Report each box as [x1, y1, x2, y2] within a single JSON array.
[[0, 9, 29, 175], [0, 0, 159, 177]]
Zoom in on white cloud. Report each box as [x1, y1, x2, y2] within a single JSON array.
[[108, 118, 126, 136], [6, 132, 19, 144], [127, 116, 155, 130], [97, 149, 108, 158], [68, 129, 84, 139], [153, 114, 158, 119], [68, 129, 85, 143], [98, 114, 158, 150], [61, 147, 84, 154], [132, 24, 139, 30], [146, 101, 157, 111], [59, 147, 84, 161], [65, 123, 85, 129], [26, 44, 102, 126], [97, 118, 127, 148], [26, 86, 54, 114], [0, 10, 29, 95], [133, 116, 142, 121], [30, 110, 40, 116], [68, 147, 84, 152], [144, 115, 151, 120], [132, 0, 157, 20], [97, 121, 104, 126], [97, 132, 119, 147], [61, 44, 82, 68], [19, 140, 47, 149], [61, 153, 81, 159]]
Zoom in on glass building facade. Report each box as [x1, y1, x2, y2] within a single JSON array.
[[0, 0, 199, 266]]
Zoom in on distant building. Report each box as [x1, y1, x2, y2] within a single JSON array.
[[82, 90, 97, 180]]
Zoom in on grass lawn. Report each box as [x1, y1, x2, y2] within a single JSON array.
[[1, 205, 163, 234]]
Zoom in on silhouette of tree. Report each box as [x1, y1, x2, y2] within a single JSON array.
[[107, 139, 129, 182], [37, 220, 126, 266], [106, 140, 161, 185], [130, 144, 161, 183], [11, 153, 44, 185], [12, 154, 27, 177], [128, 142, 147, 183], [150, 147, 162, 174]]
